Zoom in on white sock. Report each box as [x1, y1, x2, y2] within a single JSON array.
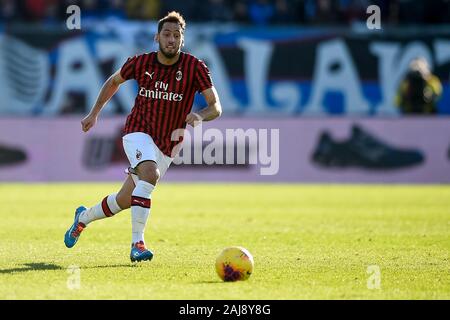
[[79, 193, 122, 226], [131, 180, 154, 245]]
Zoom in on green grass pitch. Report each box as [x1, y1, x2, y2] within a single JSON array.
[[0, 183, 448, 299]]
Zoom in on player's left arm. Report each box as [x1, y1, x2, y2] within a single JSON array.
[[186, 87, 222, 127]]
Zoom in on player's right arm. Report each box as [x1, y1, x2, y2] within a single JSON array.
[[81, 70, 127, 132]]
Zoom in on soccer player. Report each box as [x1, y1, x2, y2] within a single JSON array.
[[64, 11, 222, 262]]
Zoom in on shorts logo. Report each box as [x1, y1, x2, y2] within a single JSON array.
[[136, 149, 142, 160], [176, 70, 182, 81]]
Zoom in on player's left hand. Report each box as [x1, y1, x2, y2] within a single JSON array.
[[185, 112, 203, 127]]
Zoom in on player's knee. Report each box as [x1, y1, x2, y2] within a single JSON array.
[[146, 168, 160, 185], [140, 167, 160, 185]]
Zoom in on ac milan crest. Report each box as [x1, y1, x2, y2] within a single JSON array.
[[176, 70, 182, 81], [136, 149, 142, 160]]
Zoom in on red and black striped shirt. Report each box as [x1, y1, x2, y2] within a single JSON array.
[[121, 51, 213, 157]]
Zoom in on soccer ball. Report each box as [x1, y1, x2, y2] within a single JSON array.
[[215, 246, 254, 282]]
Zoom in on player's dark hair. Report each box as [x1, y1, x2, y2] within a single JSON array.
[[158, 11, 186, 34]]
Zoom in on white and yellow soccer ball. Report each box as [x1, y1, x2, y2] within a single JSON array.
[[215, 246, 254, 282]]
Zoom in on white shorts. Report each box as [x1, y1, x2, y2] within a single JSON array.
[[122, 132, 173, 179]]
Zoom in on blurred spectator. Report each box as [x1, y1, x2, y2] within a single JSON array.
[[126, 0, 160, 20], [339, 0, 371, 24], [80, 0, 102, 19], [24, 0, 47, 21], [0, 0, 19, 22], [248, 0, 275, 25], [396, 58, 442, 114], [1, 0, 449, 26], [231, 0, 250, 23], [43, 0, 59, 24], [305, 0, 339, 25], [206, 0, 234, 23], [159, 0, 197, 22], [273, 0, 301, 24], [104, 0, 126, 19]]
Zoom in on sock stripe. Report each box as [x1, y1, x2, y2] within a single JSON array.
[[101, 196, 114, 217], [131, 196, 151, 209]]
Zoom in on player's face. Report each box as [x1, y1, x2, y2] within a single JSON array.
[[157, 22, 183, 59]]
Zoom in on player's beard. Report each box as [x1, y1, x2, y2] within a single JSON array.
[[159, 41, 180, 59]]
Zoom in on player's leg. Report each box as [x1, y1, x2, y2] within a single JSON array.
[[115, 174, 136, 210], [129, 160, 158, 261], [64, 177, 131, 248], [122, 132, 159, 261], [123, 132, 174, 262], [130, 147, 173, 253], [77, 193, 123, 227]]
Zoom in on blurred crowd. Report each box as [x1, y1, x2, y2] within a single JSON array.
[[1, 0, 449, 26]]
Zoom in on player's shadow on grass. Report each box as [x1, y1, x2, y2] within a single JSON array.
[[0, 263, 148, 274], [82, 264, 136, 269], [0, 262, 63, 274]]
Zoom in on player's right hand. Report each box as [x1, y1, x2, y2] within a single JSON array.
[[81, 114, 97, 132]]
